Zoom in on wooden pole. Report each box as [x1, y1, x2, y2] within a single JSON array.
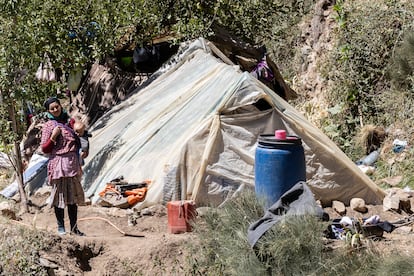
[[9, 103, 29, 213]]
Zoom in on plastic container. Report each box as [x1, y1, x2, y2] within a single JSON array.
[[362, 150, 379, 166], [255, 134, 306, 210], [167, 200, 197, 234], [275, 129, 287, 140], [356, 150, 380, 166]]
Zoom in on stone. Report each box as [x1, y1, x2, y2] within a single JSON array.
[[411, 198, 414, 213], [332, 200, 346, 215], [380, 176, 403, 187], [84, 198, 92, 206], [140, 204, 166, 217], [393, 189, 411, 213], [0, 201, 17, 220], [107, 208, 128, 218], [140, 208, 153, 216], [389, 188, 410, 201], [39, 257, 58, 269], [34, 185, 52, 196], [195, 207, 215, 217], [350, 198, 367, 213], [383, 195, 400, 212], [357, 165, 375, 175], [383, 188, 412, 213]]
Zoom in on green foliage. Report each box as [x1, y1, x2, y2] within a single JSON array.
[[186, 190, 266, 275], [320, 102, 359, 155], [254, 215, 328, 275], [0, 220, 50, 275], [366, 256, 414, 276], [320, 0, 414, 155], [0, 0, 142, 157], [373, 147, 414, 190], [160, 0, 317, 84], [0, 0, 316, 137], [186, 190, 414, 275], [256, 0, 316, 76], [0, 0, 317, 138], [389, 32, 414, 91], [209, 1, 315, 43], [333, 0, 346, 28]]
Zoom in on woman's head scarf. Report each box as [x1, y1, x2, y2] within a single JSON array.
[[43, 97, 69, 122], [43, 97, 60, 110]]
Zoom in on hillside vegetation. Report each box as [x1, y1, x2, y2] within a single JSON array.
[[278, 0, 414, 189], [1, 0, 414, 274]]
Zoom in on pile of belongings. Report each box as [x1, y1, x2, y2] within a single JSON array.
[[325, 215, 396, 241], [97, 176, 150, 208]]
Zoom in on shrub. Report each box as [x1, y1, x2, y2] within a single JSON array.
[[187, 190, 414, 275], [318, 0, 414, 156], [0, 220, 50, 275]]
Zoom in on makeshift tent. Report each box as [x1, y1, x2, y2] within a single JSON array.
[[70, 63, 150, 128], [0, 153, 48, 198], [82, 38, 385, 209]]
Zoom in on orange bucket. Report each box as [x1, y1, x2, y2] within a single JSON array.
[[167, 200, 197, 234]]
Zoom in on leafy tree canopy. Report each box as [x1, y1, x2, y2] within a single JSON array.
[[0, 0, 314, 140], [0, 0, 314, 211]]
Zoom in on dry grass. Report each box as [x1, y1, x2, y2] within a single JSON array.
[[185, 191, 414, 275], [0, 218, 50, 275]]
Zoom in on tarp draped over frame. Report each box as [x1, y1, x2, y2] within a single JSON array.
[[82, 38, 384, 209]]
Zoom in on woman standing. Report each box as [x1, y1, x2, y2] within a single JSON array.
[[40, 97, 86, 236]]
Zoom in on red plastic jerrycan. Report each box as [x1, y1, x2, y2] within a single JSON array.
[[167, 200, 197, 234]]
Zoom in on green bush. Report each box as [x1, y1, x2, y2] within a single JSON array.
[[320, 0, 414, 156], [389, 32, 414, 92], [186, 190, 414, 275], [0, 221, 50, 275]]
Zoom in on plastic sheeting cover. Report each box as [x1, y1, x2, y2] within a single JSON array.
[[83, 38, 385, 209]]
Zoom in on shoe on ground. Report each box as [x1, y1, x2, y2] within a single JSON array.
[[71, 228, 85, 236], [58, 226, 66, 235]]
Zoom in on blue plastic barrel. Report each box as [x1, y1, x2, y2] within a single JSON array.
[[255, 134, 306, 210]]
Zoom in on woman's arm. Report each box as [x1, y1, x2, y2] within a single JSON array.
[[41, 139, 55, 153], [40, 121, 61, 153]]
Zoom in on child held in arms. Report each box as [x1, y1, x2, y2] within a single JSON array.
[[73, 120, 91, 170]]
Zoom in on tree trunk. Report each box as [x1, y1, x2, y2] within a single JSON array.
[[9, 103, 29, 213], [14, 140, 29, 213]]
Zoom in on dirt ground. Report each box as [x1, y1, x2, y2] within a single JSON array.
[[16, 191, 197, 275], [323, 204, 414, 256], [7, 189, 414, 275]]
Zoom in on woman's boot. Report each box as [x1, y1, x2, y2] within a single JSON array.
[[68, 204, 84, 236], [54, 207, 66, 235]]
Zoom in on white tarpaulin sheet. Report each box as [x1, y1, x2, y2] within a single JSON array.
[[0, 153, 48, 198], [83, 38, 384, 209]]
